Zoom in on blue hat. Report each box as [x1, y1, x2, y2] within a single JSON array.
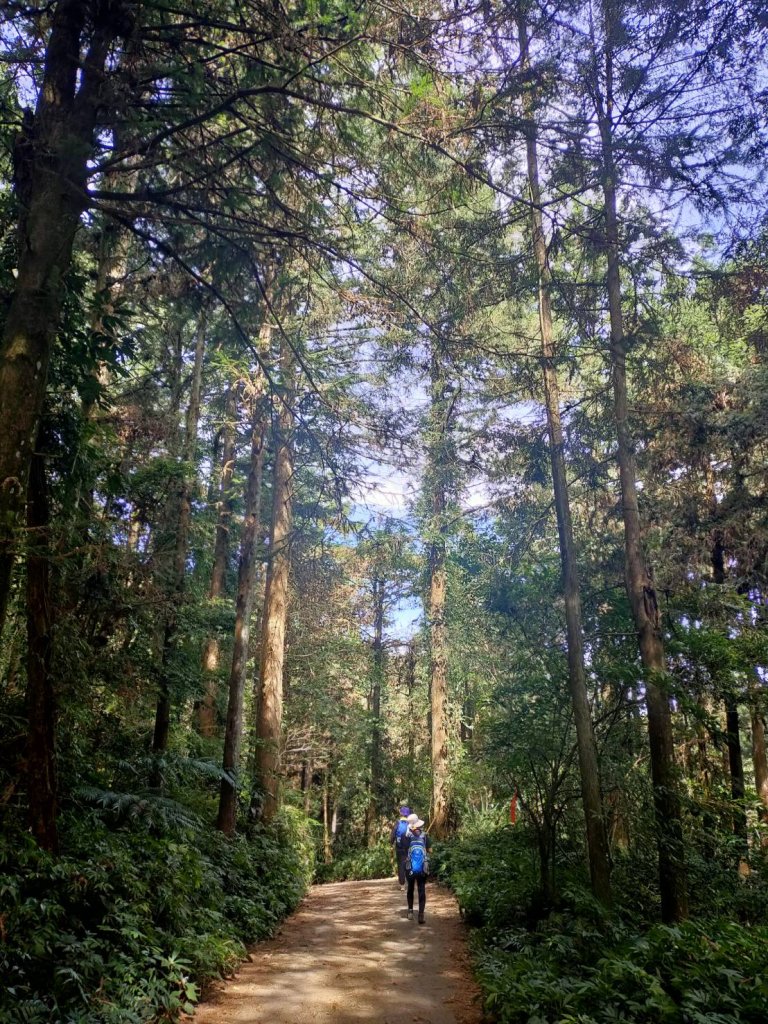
[[399, 804, 410, 815]]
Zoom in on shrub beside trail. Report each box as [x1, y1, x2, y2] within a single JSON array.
[[0, 804, 315, 1024], [438, 818, 768, 1024]]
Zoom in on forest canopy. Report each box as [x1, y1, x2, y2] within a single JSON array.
[[1, 1, 768, 1021]]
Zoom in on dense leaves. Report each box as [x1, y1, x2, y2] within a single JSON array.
[[1, 0, 768, 1020], [441, 815, 768, 1024], [0, 807, 315, 1023]]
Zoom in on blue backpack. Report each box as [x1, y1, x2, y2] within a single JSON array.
[[406, 834, 428, 876], [394, 819, 409, 848]]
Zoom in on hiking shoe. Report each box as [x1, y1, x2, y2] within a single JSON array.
[[418, 912, 425, 924], [407, 909, 414, 919]]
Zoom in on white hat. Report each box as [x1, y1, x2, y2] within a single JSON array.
[[410, 817, 425, 829], [406, 813, 419, 825]]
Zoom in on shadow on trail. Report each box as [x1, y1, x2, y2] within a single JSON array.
[[190, 877, 482, 1024]]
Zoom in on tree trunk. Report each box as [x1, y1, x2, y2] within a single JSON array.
[[303, 760, 313, 815], [216, 394, 266, 835], [707, 467, 749, 861], [725, 696, 748, 852], [460, 678, 473, 745], [323, 773, 332, 864], [370, 575, 385, 822], [518, 11, 612, 906], [429, 527, 450, 838], [196, 382, 238, 737], [426, 349, 453, 839], [331, 798, 339, 847], [405, 642, 416, 781], [254, 339, 294, 821], [26, 434, 58, 853], [151, 313, 206, 771], [537, 819, 556, 904], [595, 0, 687, 922], [751, 689, 768, 850], [0, 0, 122, 637]]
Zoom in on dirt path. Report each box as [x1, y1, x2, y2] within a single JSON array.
[[189, 877, 484, 1024]]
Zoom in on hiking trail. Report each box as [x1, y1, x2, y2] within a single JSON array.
[[188, 877, 484, 1024]]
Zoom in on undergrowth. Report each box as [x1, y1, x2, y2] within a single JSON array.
[[439, 819, 768, 1024], [0, 802, 315, 1024], [314, 840, 393, 882]]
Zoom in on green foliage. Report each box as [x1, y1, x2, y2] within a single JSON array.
[[314, 840, 393, 883], [474, 917, 768, 1024], [442, 823, 768, 1024], [0, 806, 315, 1024], [437, 819, 540, 929]]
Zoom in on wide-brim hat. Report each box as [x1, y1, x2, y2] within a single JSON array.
[[411, 818, 425, 829], [406, 813, 419, 825]]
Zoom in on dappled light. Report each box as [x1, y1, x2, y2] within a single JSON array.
[[1, 1, 768, 1022]]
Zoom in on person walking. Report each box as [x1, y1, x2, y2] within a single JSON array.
[[403, 814, 432, 924], [390, 804, 411, 888]]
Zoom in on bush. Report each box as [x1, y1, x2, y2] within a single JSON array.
[[474, 917, 768, 1024], [437, 821, 541, 929], [314, 840, 394, 882], [0, 804, 315, 1024], [441, 823, 768, 1024]]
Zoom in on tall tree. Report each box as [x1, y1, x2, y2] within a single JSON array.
[[151, 308, 206, 770], [425, 345, 455, 838], [25, 431, 58, 853], [517, 8, 612, 906], [217, 371, 267, 835], [592, 0, 687, 921], [197, 381, 238, 738], [254, 336, 295, 821], [0, 0, 128, 634]]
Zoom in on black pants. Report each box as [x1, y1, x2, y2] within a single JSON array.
[[406, 872, 426, 913], [395, 848, 407, 884]]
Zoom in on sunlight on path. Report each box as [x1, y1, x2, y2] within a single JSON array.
[[189, 878, 483, 1024]]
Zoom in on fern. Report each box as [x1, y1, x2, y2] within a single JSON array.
[[74, 786, 202, 832]]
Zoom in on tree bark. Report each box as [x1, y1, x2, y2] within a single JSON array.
[[751, 687, 768, 850], [0, 0, 124, 637], [429, 528, 450, 838], [303, 760, 313, 815], [518, 10, 612, 906], [151, 312, 206, 770], [216, 391, 266, 835], [196, 382, 238, 737], [323, 773, 332, 863], [405, 642, 416, 781], [725, 696, 748, 853], [26, 434, 58, 853], [426, 350, 452, 838], [370, 575, 385, 821], [595, 0, 687, 922], [254, 339, 294, 821], [707, 466, 749, 860]]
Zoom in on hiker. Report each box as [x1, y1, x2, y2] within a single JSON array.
[[404, 814, 432, 924], [390, 804, 411, 887]]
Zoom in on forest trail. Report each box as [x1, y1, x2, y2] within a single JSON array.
[[189, 878, 483, 1024]]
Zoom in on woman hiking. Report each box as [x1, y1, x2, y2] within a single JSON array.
[[403, 814, 432, 924]]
